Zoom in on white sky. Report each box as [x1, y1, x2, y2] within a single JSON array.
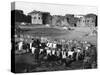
[[14, 1, 98, 16]]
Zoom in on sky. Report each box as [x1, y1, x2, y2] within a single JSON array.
[[14, 1, 98, 16]]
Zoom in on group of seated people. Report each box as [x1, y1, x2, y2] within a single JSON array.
[[15, 38, 97, 69]]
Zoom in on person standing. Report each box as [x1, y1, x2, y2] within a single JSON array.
[[18, 41, 23, 51]]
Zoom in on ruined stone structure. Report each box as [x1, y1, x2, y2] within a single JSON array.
[[51, 15, 69, 27], [65, 14, 79, 27], [77, 14, 97, 27]]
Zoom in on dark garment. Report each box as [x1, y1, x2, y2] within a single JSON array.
[[32, 39, 40, 48], [40, 43, 47, 49], [61, 58, 71, 67], [23, 43, 27, 50], [57, 44, 62, 49], [32, 42, 36, 47], [34, 48, 40, 60]]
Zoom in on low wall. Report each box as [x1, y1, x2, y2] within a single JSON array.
[[71, 27, 96, 33]]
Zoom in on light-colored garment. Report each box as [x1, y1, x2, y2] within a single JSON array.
[[39, 44, 42, 46], [56, 51, 60, 56], [52, 43, 56, 48], [31, 47, 36, 54], [62, 52, 66, 59], [52, 50, 55, 55], [76, 49, 81, 60], [85, 46, 89, 50], [47, 49, 51, 55], [18, 42, 23, 51], [47, 42, 52, 48], [39, 49, 43, 54], [68, 51, 74, 57], [77, 49, 81, 53], [30, 42, 32, 49]]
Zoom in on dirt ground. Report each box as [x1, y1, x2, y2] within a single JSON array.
[[15, 53, 85, 73]]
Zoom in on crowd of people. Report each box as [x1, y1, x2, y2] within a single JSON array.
[[15, 37, 97, 69]]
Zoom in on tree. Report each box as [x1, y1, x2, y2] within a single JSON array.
[[11, 9, 31, 23]]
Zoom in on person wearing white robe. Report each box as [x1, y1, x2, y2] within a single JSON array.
[[52, 49, 56, 55], [61, 51, 68, 66], [31, 47, 36, 54], [76, 48, 81, 60], [62, 51, 67, 59], [49, 43, 53, 48], [18, 41, 23, 51], [39, 49, 44, 54], [52, 43, 57, 49], [29, 42, 32, 50], [46, 48, 51, 55], [47, 42, 50, 47]]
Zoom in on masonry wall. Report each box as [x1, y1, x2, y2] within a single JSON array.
[[31, 13, 42, 24], [51, 16, 69, 27], [77, 17, 95, 27]]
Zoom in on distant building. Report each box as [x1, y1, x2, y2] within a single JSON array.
[[51, 15, 69, 27], [51, 15, 60, 26], [65, 14, 79, 27], [61, 17, 69, 27], [28, 10, 43, 24], [77, 15, 96, 27], [28, 10, 51, 25]]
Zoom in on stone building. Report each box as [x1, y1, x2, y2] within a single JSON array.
[[77, 14, 97, 27], [28, 10, 51, 25], [65, 14, 79, 27], [61, 17, 69, 27], [51, 15, 60, 26], [51, 15, 69, 27], [28, 10, 43, 24]]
